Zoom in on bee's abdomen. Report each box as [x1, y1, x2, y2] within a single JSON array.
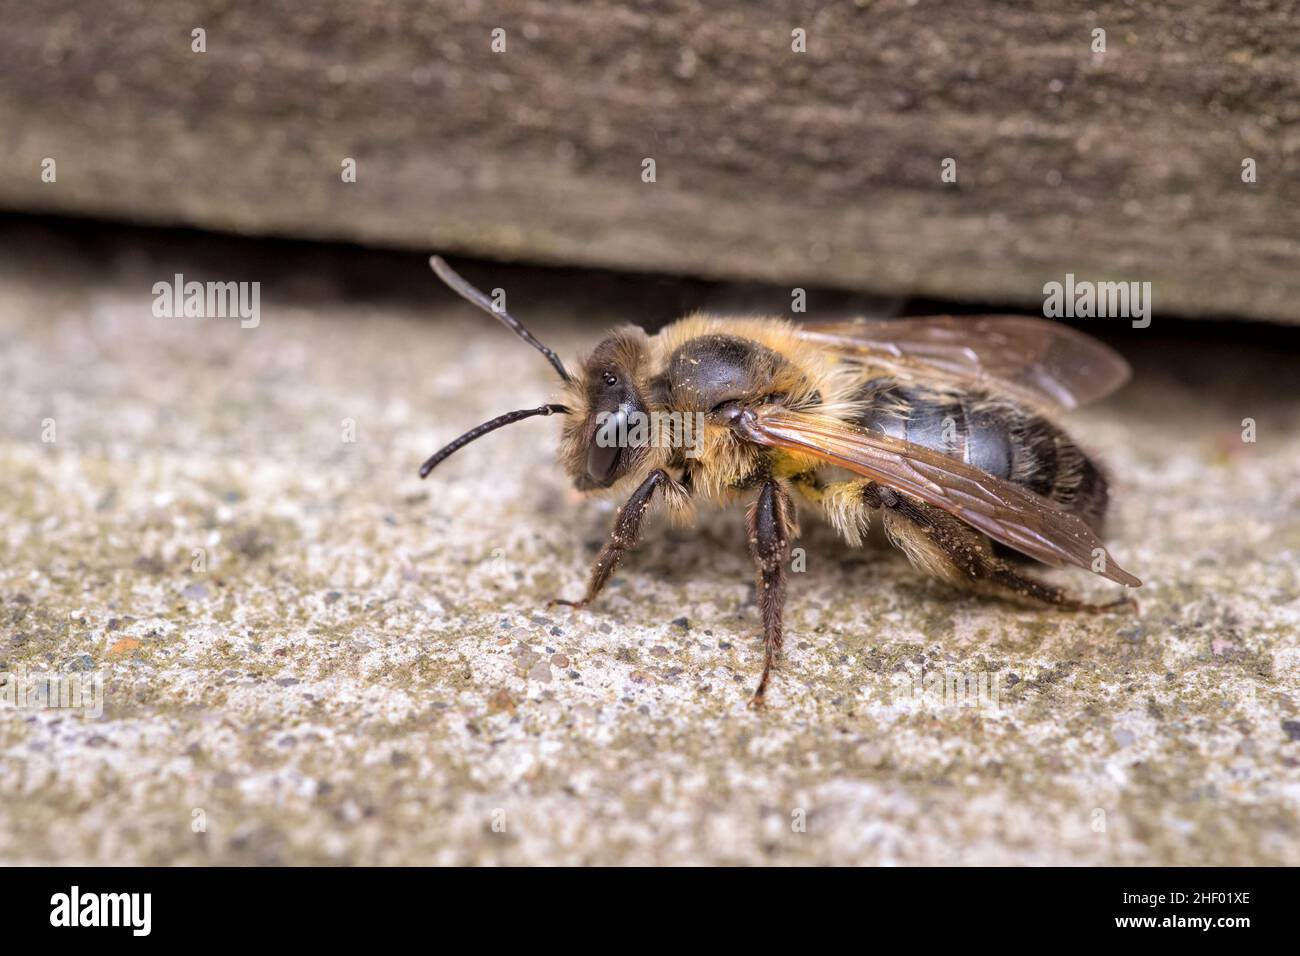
[[855, 381, 1109, 529]]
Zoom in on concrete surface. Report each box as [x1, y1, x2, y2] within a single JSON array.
[[1, 228, 1298, 865], [3, 0, 1300, 322]]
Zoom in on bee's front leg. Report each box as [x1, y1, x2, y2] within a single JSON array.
[[746, 478, 797, 709], [550, 468, 671, 610]]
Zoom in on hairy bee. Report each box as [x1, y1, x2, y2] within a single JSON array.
[[420, 257, 1141, 707]]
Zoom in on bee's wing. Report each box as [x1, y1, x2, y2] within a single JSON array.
[[733, 406, 1141, 587], [796, 316, 1131, 410]]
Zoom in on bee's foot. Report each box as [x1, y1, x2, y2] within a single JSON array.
[[1087, 595, 1139, 615], [746, 691, 768, 711], [1060, 592, 1139, 615], [547, 597, 588, 611]]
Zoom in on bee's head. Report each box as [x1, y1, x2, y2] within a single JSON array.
[[560, 329, 653, 491]]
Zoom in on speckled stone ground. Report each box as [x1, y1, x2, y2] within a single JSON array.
[[1, 226, 1297, 865]]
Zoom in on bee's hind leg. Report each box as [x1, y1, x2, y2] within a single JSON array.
[[551, 468, 678, 610], [872, 486, 1134, 614], [746, 479, 798, 708]]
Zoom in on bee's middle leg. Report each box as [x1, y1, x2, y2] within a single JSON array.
[[551, 468, 673, 610], [746, 478, 797, 708]]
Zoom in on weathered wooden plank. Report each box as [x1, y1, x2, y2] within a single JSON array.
[[1, 0, 1297, 321]]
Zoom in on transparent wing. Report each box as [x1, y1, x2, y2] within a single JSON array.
[[796, 315, 1131, 410], [734, 406, 1141, 587]]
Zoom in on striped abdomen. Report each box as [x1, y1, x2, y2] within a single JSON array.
[[854, 379, 1109, 530]]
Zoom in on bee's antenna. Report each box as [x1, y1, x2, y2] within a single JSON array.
[[419, 403, 569, 479], [429, 256, 573, 384]]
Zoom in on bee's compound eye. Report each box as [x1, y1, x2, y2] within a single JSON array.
[[586, 407, 626, 486]]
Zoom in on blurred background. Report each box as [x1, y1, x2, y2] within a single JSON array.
[[1, 1, 1297, 866], [4, 0, 1300, 320]]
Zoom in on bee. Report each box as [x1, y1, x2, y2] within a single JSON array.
[[419, 257, 1141, 707]]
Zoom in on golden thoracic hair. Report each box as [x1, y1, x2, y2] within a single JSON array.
[[661, 314, 869, 424]]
